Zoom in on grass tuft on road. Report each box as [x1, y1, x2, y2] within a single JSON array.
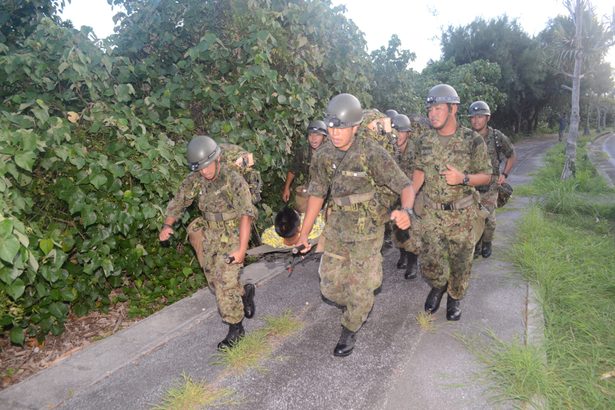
[[152, 373, 235, 410], [213, 310, 302, 373]]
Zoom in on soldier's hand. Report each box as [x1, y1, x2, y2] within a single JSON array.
[[390, 210, 411, 230], [294, 235, 312, 254], [282, 187, 291, 203], [159, 225, 174, 241], [497, 174, 506, 185], [440, 164, 464, 185], [227, 249, 246, 264]]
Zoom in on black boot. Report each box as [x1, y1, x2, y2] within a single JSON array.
[[404, 252, 418, 280], [446, 296, 461, 321], [481, 241, 492, 258], [242, 283, 255, 319], [333, 326, 357, 357], [396, 249, 407, 269], [424, 286, 447, 313], [217, 321, 245, 350], [474, 241, 482, 259]]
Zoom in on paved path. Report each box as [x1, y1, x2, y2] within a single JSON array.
[[0, 136, 557, 410]]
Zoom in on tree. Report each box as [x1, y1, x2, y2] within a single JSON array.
[[370, 35, 422, 114], [553, 0, 615, 179], [441, 16, 549, 134]]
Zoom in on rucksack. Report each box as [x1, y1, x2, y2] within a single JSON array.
[[219, 143, 262, 204]]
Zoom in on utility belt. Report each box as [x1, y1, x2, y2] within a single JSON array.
[[202, 211, 237, 222], [331, 191, 375, 207], [475, 185, 490, 193], [423, 194, 475, 211]]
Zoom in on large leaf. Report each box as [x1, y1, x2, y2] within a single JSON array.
[[39, 238, 54, 255], [10, 327, 25, 346], [0, 237, 20, 263], [0, 219, 14, 239], [47, 302, 69, 320], [6, 278, 26, 300], [90, 173, 108, 189], [14, 151, 37, 171]]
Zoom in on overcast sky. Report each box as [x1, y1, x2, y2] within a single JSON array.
[[61, 0, 615, 71]]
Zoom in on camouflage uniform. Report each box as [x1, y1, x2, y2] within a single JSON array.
[[288, 144, 313, 187], [475, 127, 515, 242], [308, 137, 411, 332], [165, 164, 256, 324], [414, 127, 491, 299], [392, 138, 421, 253]]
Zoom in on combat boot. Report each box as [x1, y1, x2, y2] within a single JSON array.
[[333, 326, 357, 357], [481, 241, 492, 258], [446, 296, 461, 321], [424, 285, 447, 314], [217, 321, 245, 350], [396, 249, 407, 269], [474, 241, 482, 259], [242, 283, 256, 319], [404, 252, 418, 280]]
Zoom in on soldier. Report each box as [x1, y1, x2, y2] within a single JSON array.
[[282, 120, 328, 204], [468, 101, 516, 258], [159, 136, 257, 350], [412, 85, 492, 321], [385, 109, 398, 119], [295, 93, 415, 357], [391, 113, 419, 280]]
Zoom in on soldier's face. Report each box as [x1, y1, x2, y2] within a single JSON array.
[[308, 132, 325, 150], [396, 131, 409, 147], [199, 158, 219, 180], [470, 115, 489, 132], [427, 103, 455, 130], [327, 125, 358, 151]]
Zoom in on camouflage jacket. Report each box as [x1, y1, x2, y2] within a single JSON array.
[[475, 127, 515, 192], [396, 138, 418, 178], [414, 126, 492, 204], [308, 137, 411, 242], [165, 164, 256, 231]]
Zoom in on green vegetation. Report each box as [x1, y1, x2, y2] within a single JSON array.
[[213, 310, 302, 373], [152, 373, 235, 410], [477, 139, 615, 408], [0, 0, 613, 344]]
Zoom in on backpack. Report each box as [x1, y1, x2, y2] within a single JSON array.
[[219, 143, 262, 204], [356, 110, 400, 215]]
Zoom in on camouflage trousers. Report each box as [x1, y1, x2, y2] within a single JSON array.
[[418, 205, 481, 300], [318, 227, 385, 332], [479, 188, 499, 243], [187, 217, 244, 324]]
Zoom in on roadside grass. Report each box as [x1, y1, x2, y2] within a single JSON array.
[[415, 311, 435, 332], [477, 136, 615, 408], [212, 310, 303, 373], [152, 373, 235, 410]]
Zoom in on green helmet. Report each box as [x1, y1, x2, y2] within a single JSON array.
[[324, 93, 363, 128], [186, 135, 221, 172], [385, 109, 398, 119], [425, 84, 460, 107], [468, 100, 491, 116], [307, 120, 328, 137], [392, 114, 411, 132]]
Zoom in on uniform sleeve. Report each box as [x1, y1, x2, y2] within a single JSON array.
[[287, 146, 305, 175], [307, 150, 330, 198], [369, 143, 411, 194], [470, 134, 493, 175], [230, 171, 256, 218], [165, 173, 199, 220], [498, 131, 515, 159]]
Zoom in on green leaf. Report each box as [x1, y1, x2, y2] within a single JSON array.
[[10, 327, 25, 346], [48, 302, 68, 319], [61, 287, 77, 302], [90, 173, 108, 189], [39, 238, 54, 255], [0, 219, 14, 239], [0, 237, 20, 263], [6, 278, 25, 300], [81, 207, 97, 227], [14, 151, 37, 171]]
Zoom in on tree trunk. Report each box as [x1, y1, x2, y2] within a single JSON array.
[[562, 0, 583, 180]]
